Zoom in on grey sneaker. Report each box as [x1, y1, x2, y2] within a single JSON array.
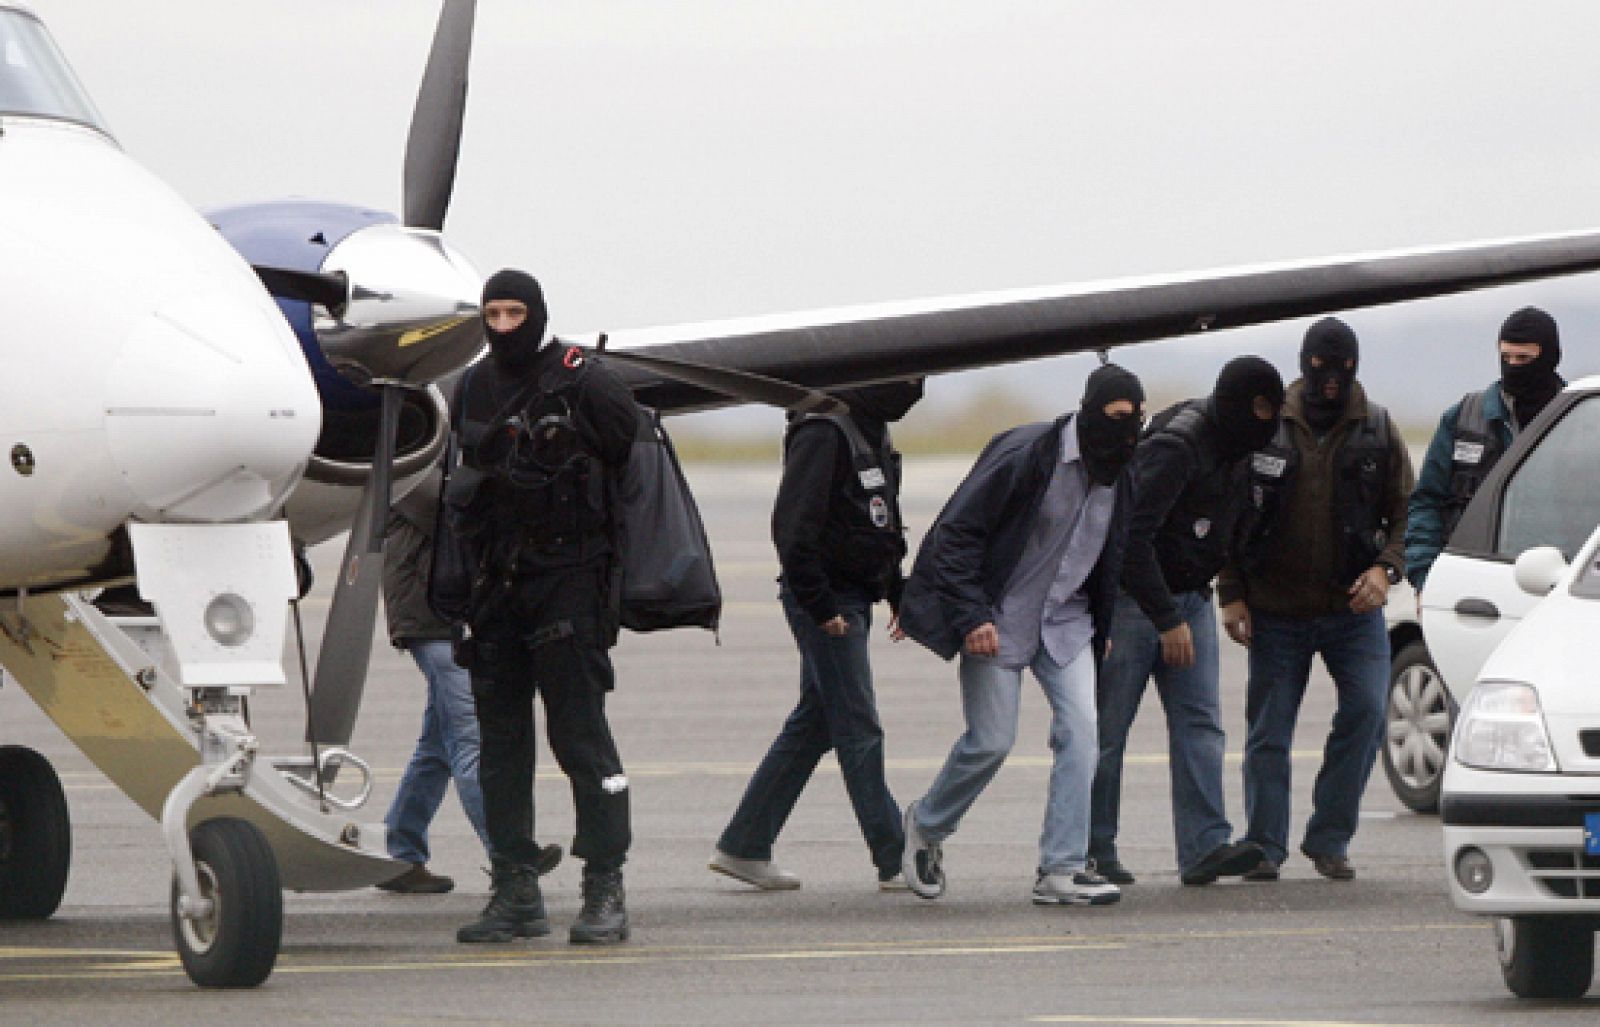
[[1032, 870, 1122, 906], [708, 849, 801, 891], [902, 800, 945, 900]]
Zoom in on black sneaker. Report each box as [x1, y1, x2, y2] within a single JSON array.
[[1181, 840, 1264, 886], [1089, 856, 1135, 886], [570, 868, 629, 944], [457, 859, 550, 943], [901, 800, 945, 900]]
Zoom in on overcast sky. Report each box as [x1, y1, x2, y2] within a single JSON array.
[[30, 0, 1600, 431]]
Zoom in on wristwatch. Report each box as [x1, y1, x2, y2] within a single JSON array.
[[1381, 563, 1402, 586]]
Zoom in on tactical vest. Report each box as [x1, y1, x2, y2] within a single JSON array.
[[785, 413, 906, 593], [1442, 388, 1507, 537], [1143, 401, 1258, 593], [456, 347, 610, 566], [1245, 402, 1394, 585]]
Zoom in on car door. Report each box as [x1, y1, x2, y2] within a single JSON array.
[[1421, 386, 1600, 700]]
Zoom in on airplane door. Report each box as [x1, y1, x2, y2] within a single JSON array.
[[1421, 390, 1600, 702]]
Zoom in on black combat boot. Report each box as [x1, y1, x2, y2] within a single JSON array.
[[456, 858, 550, 943], [569, 867, 628, 944]]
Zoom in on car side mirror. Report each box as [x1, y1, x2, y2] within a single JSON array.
[[1513, 546, 1568, 597]]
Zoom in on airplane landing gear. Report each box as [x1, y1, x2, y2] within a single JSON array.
[[0, 745, 71, 919], [171, 817, 281, 988]]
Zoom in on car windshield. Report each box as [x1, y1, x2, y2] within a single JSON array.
[[0, 10, 107, 131]]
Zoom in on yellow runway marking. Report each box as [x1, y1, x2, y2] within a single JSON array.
[[1036, 1011, 1452, 1017], [0, 923, 1477, 984]]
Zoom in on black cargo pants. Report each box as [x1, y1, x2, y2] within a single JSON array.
[[469, 561, 630, 871]]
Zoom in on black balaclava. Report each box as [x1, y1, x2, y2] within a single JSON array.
[[1498, 306, 1563, 428], [1299, 317, 1359, 433], [1209, 355, 1284, 458], [1076, 363, 1145, 486], [833, 379, 925, 425], [481, 269, 550, 378]]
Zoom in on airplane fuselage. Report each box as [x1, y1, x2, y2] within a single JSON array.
[[0, 115, 321, 590]]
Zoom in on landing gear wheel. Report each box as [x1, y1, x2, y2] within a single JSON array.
[[171, 817, 282, 988], [1381, 640, 1454, 813], [1495, 916, 1596, 999], [0, 745, 71, 919]]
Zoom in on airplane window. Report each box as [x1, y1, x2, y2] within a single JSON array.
[[0, 11, 108, 132], [1496, 395, 1600, 561]]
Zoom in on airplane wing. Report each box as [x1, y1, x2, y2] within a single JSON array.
[[581, 228, 1600, 413]]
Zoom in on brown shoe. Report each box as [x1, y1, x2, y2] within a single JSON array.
[[1303, 848, 1355, 881], [1241, 856, 1280, 882], [378, 863, 455, 894]]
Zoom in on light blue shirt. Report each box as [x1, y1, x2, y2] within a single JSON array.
[[993, 424, 1116, 669]]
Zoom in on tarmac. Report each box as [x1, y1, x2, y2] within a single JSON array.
[[0, 458, 1594, 1024]]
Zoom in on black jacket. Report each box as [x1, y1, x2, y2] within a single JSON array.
[[773, 414, 906, 624], [1121, 400, 1257, 633], [897, 415, 1133, 662], [452, 343, 638, 571]]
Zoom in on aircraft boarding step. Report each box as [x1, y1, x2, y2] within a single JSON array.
[[0, 591, 400, 891]]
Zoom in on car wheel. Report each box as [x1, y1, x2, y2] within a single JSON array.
[[1381, 640, 1454, 813], [1495, 916, 1596, 999]]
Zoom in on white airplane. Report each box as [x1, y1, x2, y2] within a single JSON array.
[[6, 0, 1600, 990]]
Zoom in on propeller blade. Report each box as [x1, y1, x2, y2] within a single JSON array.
[[403, 0, 477, 230], [252, 264, 349, 312], [598, 345, 846, 415], [307, 384, 404, 749]]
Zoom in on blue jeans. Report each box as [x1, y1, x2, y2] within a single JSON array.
[[385, 640, 491, 864], [717, 589, 903, 877], [1089, 591, 1231, 875], [914, 643, 1098, 875], [1242, 608, 1390, 864]]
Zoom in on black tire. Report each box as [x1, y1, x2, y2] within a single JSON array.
[[0, 745, 71, 919], [171, 817, 282, 988], [1496, 916, 1596, 999], [1381, 640, 1454, 813]]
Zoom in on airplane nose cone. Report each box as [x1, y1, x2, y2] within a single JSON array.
[[105, 296, 322, 522]]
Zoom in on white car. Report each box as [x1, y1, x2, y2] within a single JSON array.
[[1420, 375, 1600, 999], [1440, 525, 1600, 998], [1380, 375, 1600, 815]]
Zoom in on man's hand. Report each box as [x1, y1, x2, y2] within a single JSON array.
[[964, 622, 1000, 657], [1222, 601, 1252, 647], [888, 613, 906, 642], [820, 615, 850, 637], [1160, 623, 1195, 667], [1348, 566, 1390, 614]]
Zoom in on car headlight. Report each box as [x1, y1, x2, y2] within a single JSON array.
[[1452, 681, 1558, 772]]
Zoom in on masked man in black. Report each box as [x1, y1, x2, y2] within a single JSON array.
[[1219, 318, 1414, 882], [710, 380, 924, 892], [1088, 357, 1283, 887], [1405, 307, 1565, 593], [448, 269, 640, 945]]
